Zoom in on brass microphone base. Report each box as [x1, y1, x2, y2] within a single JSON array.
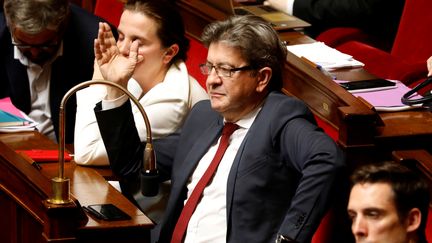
[[47, 177, 73, 205]]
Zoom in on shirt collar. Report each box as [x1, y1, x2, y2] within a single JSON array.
[[225, 105, 262, 130]]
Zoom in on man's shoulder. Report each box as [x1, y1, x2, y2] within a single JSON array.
[[186, 100, 219, 124], [68, 4, 106, 32], [265, 91, 307, 108], [260, 92, 314, 123], [190, 99, 214, 115], [68, 4, 117, 39], [0, 12, 6, 40], [69, 4, 103, 21]]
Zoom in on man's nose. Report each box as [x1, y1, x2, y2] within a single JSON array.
[[351, 216, 368, 238], [206, 68, 222, 86]]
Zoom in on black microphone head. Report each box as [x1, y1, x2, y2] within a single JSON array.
[[140, 170, 159, 197]]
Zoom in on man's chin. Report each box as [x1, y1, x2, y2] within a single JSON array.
[[210, 101, 224, 113], [23, 52, 53, 65]]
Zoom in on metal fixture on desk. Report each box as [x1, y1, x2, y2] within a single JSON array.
[[46, 80, 158, 205]]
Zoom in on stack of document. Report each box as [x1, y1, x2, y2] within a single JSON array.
[[286, 42, 364, 70], [0, 97, 38, 133]]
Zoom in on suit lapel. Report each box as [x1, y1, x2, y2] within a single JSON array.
[[5, 53, 31, 113], [175, 119, 224, 188], [225, 130, 249, 222]]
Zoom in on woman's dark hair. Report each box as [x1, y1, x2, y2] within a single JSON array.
[[125, 0, 189, 63]]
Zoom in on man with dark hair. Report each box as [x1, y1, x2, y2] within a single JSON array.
[[95, 14, 345, 243], [348, 161, 430, 243], [0, 0, 111, 143]]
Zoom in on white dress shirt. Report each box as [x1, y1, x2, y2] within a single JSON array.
[[184, 107, 261, 243], [74, 61, 208, 166], [14, 43, 63, 141]]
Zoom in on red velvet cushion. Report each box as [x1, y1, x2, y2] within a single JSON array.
[[94, 0, 123, 27], [185, 37, 208, 90], [427, 207, 432, 242], [311, 209, 334, 243], [316, 27, 376, 49], [391, 0, 432, 64], [314, 115, 338, 142]]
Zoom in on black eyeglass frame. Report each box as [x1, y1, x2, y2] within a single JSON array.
[[199, 63, 255, 78], [11, 38, 60, 51]]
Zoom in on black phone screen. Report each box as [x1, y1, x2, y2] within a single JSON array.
[[339, 79, 396, 91], [84, 203, 131, 221]]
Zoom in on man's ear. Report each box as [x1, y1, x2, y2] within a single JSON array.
[[256, 67, 272, 93], [405, 208, 422, 233], [163, 44, 179, 64]]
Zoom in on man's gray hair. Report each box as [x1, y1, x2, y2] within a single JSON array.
[[201, 15, 287, 91], [3, 0, 69, 34]]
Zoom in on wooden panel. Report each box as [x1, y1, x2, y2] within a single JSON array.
[[0, 132, 153, 243], [0, 140, 85, 242], [177, 0, 228, 40], [282, 51, 379, 146], [392, 149, 432, 185]]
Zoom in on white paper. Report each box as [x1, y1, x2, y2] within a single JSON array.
[[287, 42, 364, 70]]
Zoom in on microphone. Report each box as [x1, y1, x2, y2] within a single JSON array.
[[401, 76, 432, 107], [47, 79, 158, 205]]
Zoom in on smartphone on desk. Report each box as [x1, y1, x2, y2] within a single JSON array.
[[83, 203, 131, 221], [339, 79, 396, 92]]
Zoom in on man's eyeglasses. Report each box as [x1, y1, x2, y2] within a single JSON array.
[[199, 63, 254, 78], [11, 39, 59, 51]]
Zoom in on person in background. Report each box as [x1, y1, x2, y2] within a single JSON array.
[[427, 56, 432, 76], [263, 0, 404, 45], [348, 161, 430, 243], [0, 0, 108, 143], [73, 0, 207, 166], [95, 14, 345, 243]]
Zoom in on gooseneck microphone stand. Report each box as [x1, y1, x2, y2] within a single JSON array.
[[46, 79, 158, 205]]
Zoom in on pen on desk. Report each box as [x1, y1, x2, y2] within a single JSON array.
[[316, 65, 337, 80], [32, 161, 42, 170], [300, 56, 336, 80], [16, 151, 42, 170]]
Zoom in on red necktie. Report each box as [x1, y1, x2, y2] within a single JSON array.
[[170, 122, 239, 243]]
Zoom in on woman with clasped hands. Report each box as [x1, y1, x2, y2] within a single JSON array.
[[74, 0, 208, 166]]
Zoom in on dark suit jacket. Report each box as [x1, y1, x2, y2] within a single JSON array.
[[95, 92, 345, 243], [0, 4, 109, 143], [294, 0, 405, 41]]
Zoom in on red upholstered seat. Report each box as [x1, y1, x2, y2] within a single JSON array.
[[94, 0, 124, 27], [322, 0, 432, 86], [185, 36, 208, 90], [427, 207, 432, 242], [316, 27, 392, 52]]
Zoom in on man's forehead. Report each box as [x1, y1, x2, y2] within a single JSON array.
[[349, 182, 397, 210], [207, 42, 245, 64], [13, 28, 59, 44]]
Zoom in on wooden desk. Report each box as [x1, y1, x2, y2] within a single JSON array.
[[177, 0, 432, 166], [0, 132, 153, 243]]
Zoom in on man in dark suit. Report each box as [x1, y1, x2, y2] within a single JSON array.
[[0, 0, 111, 143], [95, 15, 345, 243]]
